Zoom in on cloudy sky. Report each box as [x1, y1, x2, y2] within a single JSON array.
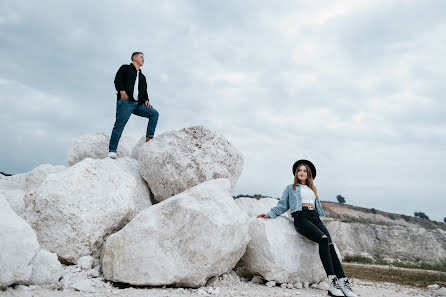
[[1, 1, 445, 221]]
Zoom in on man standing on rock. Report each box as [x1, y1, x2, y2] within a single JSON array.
[[108, 52, 159, 159]]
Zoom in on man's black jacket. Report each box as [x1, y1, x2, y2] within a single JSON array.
[[114, 63, 149, 104]]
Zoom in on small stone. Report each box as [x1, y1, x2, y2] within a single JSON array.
[[293, 282, 302, 289], [317, 281, 329, 290], [286, 283, 294, 289], [266, 281, 276, 287], [428, 284, 439, 290], [250, 275, 263, 284], [281, 283, 288, 288], [77, 256, 94, 270], [311, 284, 318, 289], [303, 281, 309, 288]]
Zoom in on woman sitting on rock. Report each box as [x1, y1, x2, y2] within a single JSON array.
[[257, 159, 357, 297]]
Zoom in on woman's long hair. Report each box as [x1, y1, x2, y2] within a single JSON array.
[[292, 163, 318, 199]]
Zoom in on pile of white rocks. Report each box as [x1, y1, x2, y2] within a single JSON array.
[[0, 125, 327, 292]]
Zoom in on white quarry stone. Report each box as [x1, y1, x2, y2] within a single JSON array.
[[67, 132, 137, 166], [266, 281, 276, 287], [114, 157, 152, 212], [138, 126, 244, 202], [24, 164, 66, 192], [293, 281, 303, 289], [0, 196, 38, 287], [0, 164, 66, 218], [24, 158, 137, 263], [303, 281, 309, 288], [72, 279, 96, 293], [77, 256, 94, 270], [324, 220, 446, 263], [236, 198, 329, 284], [0, 196, 61, 287], [102, 178, 249, 287], [29, 250, 63, 285], [437, 287, 446, 297], [428, 284, 440, 290], [317, 281, 329, 290]]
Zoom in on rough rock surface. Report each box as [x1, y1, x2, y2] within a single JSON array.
[[0, 164, 66, 217], [102, 178, 249, 287], [0, 196, 61, 287], [321, 202, 446, 263], [235, 197, 328, 284], [24, 164, 66, 192], [130, 136, 146, 160], [24, 158, 137, 263], [138, 126, 244, 202], [67, 132, 137, 166], [113, 157, 152, 212], [0, 189, 26, 216]]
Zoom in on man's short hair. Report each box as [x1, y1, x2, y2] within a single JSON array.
[[131, 52, 144, 61]]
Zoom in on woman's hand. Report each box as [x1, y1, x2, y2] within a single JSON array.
[[257, 213, 270, 219]]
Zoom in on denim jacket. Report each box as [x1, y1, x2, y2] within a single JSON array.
[[267, 184, 325, 218]]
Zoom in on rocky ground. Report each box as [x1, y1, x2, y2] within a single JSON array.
[[0, 272, 441, 297]]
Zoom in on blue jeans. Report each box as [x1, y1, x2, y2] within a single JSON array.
[[109, 99, 159, 152]]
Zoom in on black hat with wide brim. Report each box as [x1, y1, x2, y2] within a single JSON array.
[[292, 159, 316, 179]]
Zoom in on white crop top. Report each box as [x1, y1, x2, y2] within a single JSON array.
[[300, 185, 316, 204]]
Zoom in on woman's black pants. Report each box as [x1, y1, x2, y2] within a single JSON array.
[[292, 207, 345, 278]]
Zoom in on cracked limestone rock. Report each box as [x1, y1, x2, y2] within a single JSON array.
[[102, 178, 249, 287], [138, 126, 243, 202], [24, 158, 137, 263]]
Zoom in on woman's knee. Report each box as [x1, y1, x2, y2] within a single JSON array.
[[319, 236, 329, 245], [152, 109, 159, 119]]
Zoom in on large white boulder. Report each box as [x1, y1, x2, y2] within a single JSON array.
[[113, 157, 152, 212], [102, 178, 249, 287], [138, 126, 244, 202], [0, 196, 62, 288], [67, 132, 137, 166], [24, 158, 137, 263], [235, 198, 328, 284]]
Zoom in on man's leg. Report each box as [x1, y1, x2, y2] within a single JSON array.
[[133, 104, 159, 140], [109, 100, 137, 152]]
